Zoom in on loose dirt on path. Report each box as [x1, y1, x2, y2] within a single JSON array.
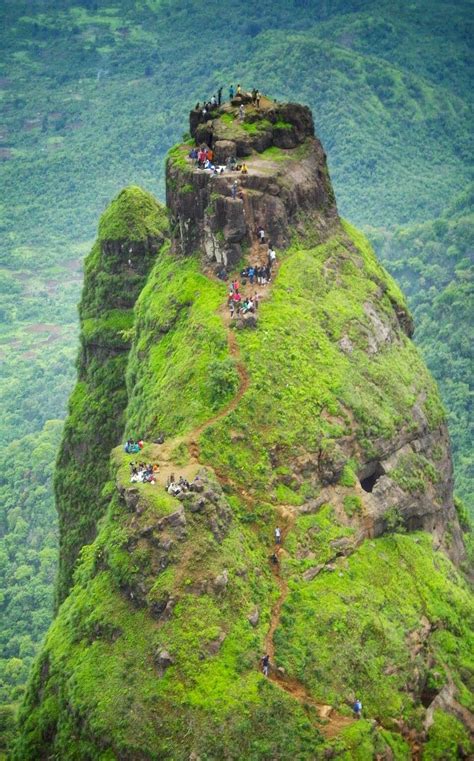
[[134, 258, 355, 743], [145, 325, 250, 489], [263, 505, 354, 740]]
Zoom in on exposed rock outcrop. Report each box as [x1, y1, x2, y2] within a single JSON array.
[[15, 97, 471, 761], [167, 101, 336, 266], [54, 187, 169, 604]]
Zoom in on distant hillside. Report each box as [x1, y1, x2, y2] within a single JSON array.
[[372, 187, 474, 510]]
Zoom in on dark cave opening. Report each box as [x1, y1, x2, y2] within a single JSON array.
[[359, 461, 385, 493]]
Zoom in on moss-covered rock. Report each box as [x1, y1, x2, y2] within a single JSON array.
[[54, 187, 169, 604], [15, 101, 472, 759]]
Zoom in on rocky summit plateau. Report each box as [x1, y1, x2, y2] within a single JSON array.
[[13, 96, 473, 760]]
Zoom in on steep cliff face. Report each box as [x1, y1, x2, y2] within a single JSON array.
[[14, 99, 472, 760], [167, 101, 336, 266], [54, 187, 169, 603]]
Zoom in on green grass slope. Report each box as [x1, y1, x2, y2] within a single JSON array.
[[1, 0, 473, 718], [13, 184, 473, 758], [13, 470, 473, 760], [54, 187, 169, 604]]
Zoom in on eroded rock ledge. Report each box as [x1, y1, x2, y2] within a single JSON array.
[[167, 99, 337, 266]]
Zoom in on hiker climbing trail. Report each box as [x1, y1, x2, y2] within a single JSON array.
[[125, 267, 354, 743], [141, 256, 278, 489], [263, 507, 354, 740]]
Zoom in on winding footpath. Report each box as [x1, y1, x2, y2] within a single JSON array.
[[140, 260, 426, 754], [144, 261, 357, 742], [264, 507, 354, 739]]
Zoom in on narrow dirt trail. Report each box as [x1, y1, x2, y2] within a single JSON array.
[[188, 329, 249, 456], [147, 326, 250, 487], [263, 506, 354, 740], [142, 264, 355, 742], [151, 254, 276, 486]]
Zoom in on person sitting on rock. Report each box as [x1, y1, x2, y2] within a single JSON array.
[[178, 476, 190, 490], [204, 158, 215, 171], [241, 162, 248, 174], [210, 95, 217, 107], [167, 481, 181, 496]]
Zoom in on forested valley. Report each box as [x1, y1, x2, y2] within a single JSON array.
[[0, 0, 472, 748]]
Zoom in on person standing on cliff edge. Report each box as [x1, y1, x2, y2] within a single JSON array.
[[217, 86, 223, 106]]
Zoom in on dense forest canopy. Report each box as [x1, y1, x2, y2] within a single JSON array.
[[0, 0, 472, 747]]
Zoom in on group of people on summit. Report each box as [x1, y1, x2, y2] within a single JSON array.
[[187, 146, 249, 176], [197, 83, 262, 120], [190, 83, 263, 175]]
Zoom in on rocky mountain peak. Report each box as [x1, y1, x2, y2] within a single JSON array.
[[167, 96, 337, 266]]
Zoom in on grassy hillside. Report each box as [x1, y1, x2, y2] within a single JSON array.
[[13, 199, 473, 759], [0, 0, 472, 731]]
